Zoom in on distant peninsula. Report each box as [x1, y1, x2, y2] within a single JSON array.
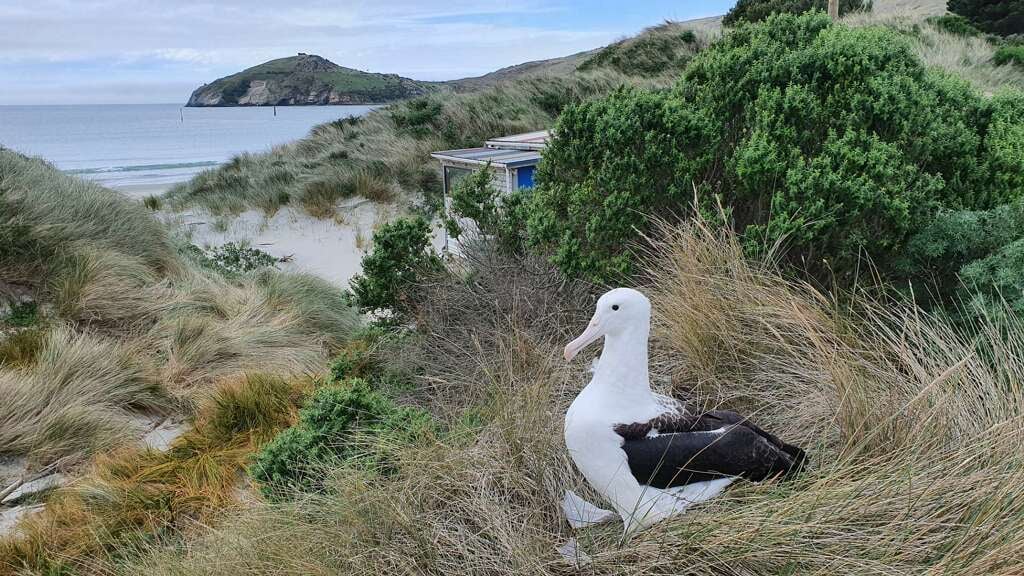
[[186, 53, 438, 106]]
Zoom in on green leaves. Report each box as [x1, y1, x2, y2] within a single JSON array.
[[349, 216, 439, 317], [444, 164, 528, 254], [248, 377, 433, 498], [948, 0, 1024, 37], [527, 13, 1024, 285], [526, 87, 716, 281], [723, 0, 870, 26]]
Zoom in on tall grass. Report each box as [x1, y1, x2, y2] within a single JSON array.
[[0, 374, 311, 575], [844, 5, 1024, 94], [0, 327, 167, 467], [93, 219, 1024, 575], [0, 149, 361, 467], [163, 67, 678, 219]]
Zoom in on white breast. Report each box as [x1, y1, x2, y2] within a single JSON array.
[[564, 382, 730, 532]]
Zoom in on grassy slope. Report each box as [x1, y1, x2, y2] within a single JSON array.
[[7, 2, 1024, 574], [103, 219, 1024, 575], [0, 149, 360, 469], [164, 24, 713, 218]]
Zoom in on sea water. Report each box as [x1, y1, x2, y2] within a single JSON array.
[[0, 103, 377, 196]]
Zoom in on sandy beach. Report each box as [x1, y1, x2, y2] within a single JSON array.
[[170, 198, 446, 287], [110, 182, 175, 199]]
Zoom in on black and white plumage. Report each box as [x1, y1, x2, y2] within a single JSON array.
[[615, 409, 807, 489], [562, 288, 807, 532]]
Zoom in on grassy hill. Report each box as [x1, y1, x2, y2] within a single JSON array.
[[166, 23, 715, 217], [186, 54, 438, 106], [7, 1, 1024, 574]]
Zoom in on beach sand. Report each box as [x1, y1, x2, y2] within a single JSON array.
[[109, 182, 175, 200], [171, 198, 447, 287]]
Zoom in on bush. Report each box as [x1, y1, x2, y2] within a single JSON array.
[[927, 14, 984, 37], [948, 0, 1024, 37], [248, 378, 432, 497], [723, 0, 869, 25], [187, 242, 281, 276], [2, 301, 38, 327], [899, 200, 1024, 315], [527, 88, 717, 281], [349, 217, 441, 316], [443, 164, 527, 253], [390, 97, 443, 137], [529, 13, 1024, 283], [994, 44, 1024, 66]]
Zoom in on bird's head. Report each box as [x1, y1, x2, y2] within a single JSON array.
[[564, 288, 651, 362]]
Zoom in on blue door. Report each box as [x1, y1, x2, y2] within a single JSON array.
[[517, 166, 535, 189]]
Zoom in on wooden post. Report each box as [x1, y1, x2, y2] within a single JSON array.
[[828, 0, 839, 20]]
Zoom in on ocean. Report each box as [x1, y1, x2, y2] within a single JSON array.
[[0, 103, 377, 195]]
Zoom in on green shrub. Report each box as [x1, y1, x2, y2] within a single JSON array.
[[723, 0, 870, 25], [529, 13, 1024, 283], [927, 14, 984, 37], [443, 165, 529, 253], [390, 98, 443, 137], [2, 301, 38, 327], [187, 242, 281, 276], [995, 44, 1024, 66], [329, 345, 372, 382], [350, 217, 441, 316], [948, 0, 1024, 37], [899, 200, 1024, 314], [959, 239, 1024, 316], [248, 378, 432, 497], [527, 88, 717, 281]]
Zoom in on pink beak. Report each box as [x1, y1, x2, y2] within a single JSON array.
[[564, 317, 604, 362]]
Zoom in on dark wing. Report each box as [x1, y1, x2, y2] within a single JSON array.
[[614, 409, 808, 489], [619, 426, 799, 488], [696, 410, 808, 472]]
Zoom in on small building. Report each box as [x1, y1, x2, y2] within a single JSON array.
[[430, 130, 549, 198]]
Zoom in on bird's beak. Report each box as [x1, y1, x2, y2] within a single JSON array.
[[564, 316, 604, 362]]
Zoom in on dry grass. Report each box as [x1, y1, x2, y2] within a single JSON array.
[[164, 64, 679, 219], [0, 149, 361, 468], [845, 2, 1024, 94], [86, 219, 1024, 575], [0, 327, 167, 468], [0, 373, 312, 576]]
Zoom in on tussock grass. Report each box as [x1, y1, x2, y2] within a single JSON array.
[[0, 150, 179, 290], [0, 326, 167, 467], [0, 149, 361, 467], [164, 69, 674, 218], [105, 221, 1024, 575], [0, 373, 312, 576], [845, 4, 1024, 93]]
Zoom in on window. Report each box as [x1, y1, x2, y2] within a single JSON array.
[[517, 166, 535, 189]]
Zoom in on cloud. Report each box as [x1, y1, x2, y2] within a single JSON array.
[[0, 0, 730, 104]]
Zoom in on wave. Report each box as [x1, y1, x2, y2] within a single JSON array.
[[66, 160, 219, 175]]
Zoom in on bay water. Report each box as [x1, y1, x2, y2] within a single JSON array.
[[0, 104, 376, 196]]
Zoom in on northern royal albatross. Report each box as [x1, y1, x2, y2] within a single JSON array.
[[562, 288, 806, 532]]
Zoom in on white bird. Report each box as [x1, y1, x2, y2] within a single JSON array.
[[562, 288, 806, 533]]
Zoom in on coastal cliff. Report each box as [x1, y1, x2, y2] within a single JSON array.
[[186, 54, 437, 106]]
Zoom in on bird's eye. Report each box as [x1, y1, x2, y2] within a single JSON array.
[[612, 304, 620, 311]]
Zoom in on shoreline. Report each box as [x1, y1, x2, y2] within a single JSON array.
[[108, 181, 176, 199]]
